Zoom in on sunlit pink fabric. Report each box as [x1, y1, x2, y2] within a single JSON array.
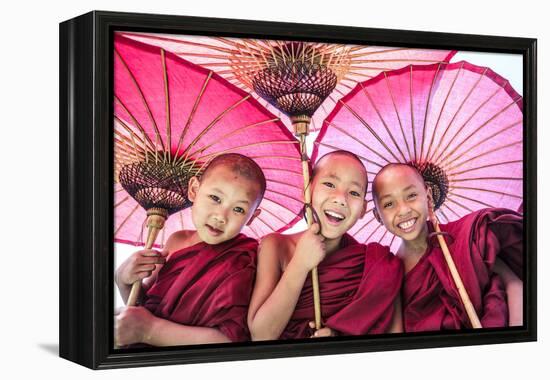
[[403, 208, 523, 332], [143, 234, 257, 342], [120, 32, 456, 132], [280, 234, 403, 339], [114, 35, 304, 246], [313, 62, 523, 251]]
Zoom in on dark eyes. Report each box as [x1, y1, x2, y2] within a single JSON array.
[[324, 182, 361, 197], [209, 195, 246, 214], [407, 193, 418, 200], [383, 202, 393, 209]]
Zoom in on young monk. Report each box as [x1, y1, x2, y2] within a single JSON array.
[[115, 153, 265, 346], [371, 163, 523, 332], [248, 151, 404, 340]]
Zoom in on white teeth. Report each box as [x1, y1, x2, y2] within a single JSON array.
[[325, 210, 345, 220], [398, 219, 416, 230]]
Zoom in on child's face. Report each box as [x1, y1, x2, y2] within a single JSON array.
[[311, 154, 367, 240], [188, 165, 262, 245], [373, 166, 430, 242]]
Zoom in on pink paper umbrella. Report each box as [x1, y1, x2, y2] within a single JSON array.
[[119, 32, 455, 326], [120, 32, 456, 132], [313, 61, 523, 253], [114, 34, 304, 251]]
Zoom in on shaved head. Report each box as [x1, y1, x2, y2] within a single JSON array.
[[201, 153, 266, 199], [372, 163, 425, 201], [313, 150, 368, 193]]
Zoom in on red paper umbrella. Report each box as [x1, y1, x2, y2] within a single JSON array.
[[313, 61, 523, 253], [120, 32, 456, 132], [114, 34, 304, 249]]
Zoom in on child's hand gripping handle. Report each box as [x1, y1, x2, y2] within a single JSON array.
[[127, 212, 167, 306]]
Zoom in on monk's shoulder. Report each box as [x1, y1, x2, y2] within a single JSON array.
[[164, 230, 197, 258], [259, 232, 295, 269]]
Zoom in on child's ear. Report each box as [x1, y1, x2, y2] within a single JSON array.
[[188, 176, 200, 202], [373, 208, 382, 224], [360, 199, 367, 219], [246, 208, 261, 226]]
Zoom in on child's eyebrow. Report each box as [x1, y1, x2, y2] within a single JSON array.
[[211, 187, 225, 195], [378, 184, 417, 200], [326, 174, 364, 190]]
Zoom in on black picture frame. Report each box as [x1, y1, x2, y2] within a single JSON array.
[[59, 10, 537, 370]]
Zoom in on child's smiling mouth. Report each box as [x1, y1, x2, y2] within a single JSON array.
[[397, 218, 417, 233], [206, 224, 224, 236], [324, 210, 346, 225]]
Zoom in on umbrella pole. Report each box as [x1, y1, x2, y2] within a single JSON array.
[[127, 209, 168, 307], [429, 210, 482, 329], [294, 117, 322, 330]]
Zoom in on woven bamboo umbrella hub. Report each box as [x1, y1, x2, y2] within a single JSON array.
[[118, 158, 199, 216], [407, 161, 449, 211], [252, 61, 337, 116], [251, 43, 338, 136]]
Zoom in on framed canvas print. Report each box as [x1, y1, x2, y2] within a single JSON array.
[[59, 10, 537, 369]]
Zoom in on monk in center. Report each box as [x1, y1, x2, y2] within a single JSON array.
[[248, 150, 404, 340]]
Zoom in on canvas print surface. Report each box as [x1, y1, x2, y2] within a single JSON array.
[[112, 31, 524, 348]]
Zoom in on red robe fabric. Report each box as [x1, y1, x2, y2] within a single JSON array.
[[403, 208, 523, 332], [280, 234, 403, 339], [143, 234, 257, 342]]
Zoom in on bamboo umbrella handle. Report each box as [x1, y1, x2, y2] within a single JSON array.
[[127, 212, 166, 307], [429, 212, 482, 329], [298, 132, 322, 330]]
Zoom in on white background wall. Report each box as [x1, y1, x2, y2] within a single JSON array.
[[2, 0, 546, 378]]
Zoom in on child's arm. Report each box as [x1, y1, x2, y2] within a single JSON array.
[[247, 224, 326, 341], [115, 249, 166, 304], [493, 258, 523, 326], [388, 296, 403, 333], [115, 306, 231, 346]]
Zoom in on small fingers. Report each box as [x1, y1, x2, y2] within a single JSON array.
[[137, 256, 166, 265], [136, 264, 158, 272], [138, 249, 163, 257], [137, 271, 153, 280], [312, 328, 332, 338]]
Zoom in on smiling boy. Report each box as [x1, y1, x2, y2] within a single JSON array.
[[247, 151, 403, 340], [115, 153, 265, 346], [372, 163, 523, 331]]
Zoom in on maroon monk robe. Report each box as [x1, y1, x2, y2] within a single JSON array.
[[280, 234, 403, 339], [403, 208, 523, 332], [143, 234, 257, 343]]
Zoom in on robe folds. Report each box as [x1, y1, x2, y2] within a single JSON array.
[[403, 208, 523, 332], [280, 234, 404, 339], [143, 234, 257, 342]]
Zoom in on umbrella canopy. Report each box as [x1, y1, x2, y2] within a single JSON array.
[[312, 61, 523, 252], [120, 32, 456, 132], [114, 34, 304, 247]]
